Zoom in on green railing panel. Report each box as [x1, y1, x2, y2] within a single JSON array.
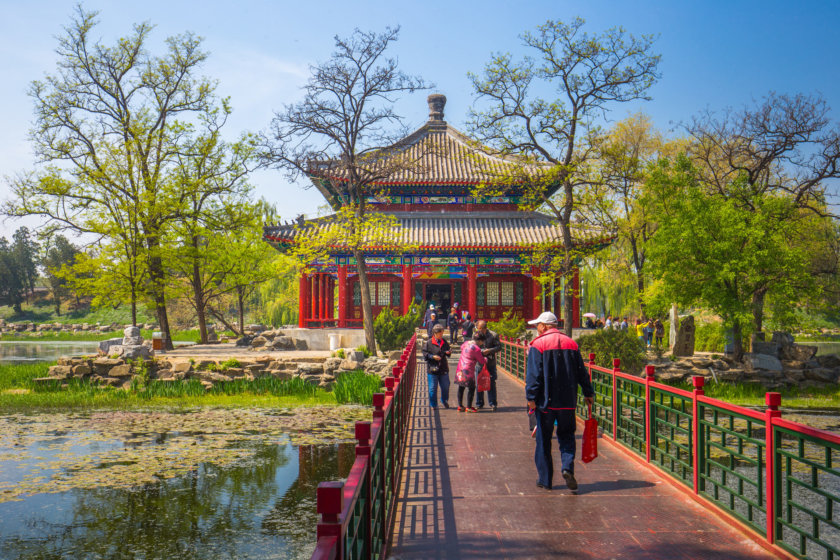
[[650, 387, 693, 486], [615, 377, 646, 457], [698, 403, 766, 536], [576, 367, 614, 436], [370, 431, 385, 557], [773, 425, 840, 560], [344, 473, 369, 560]]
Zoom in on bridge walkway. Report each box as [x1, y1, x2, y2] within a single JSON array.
[[389, 364, 776, 560]]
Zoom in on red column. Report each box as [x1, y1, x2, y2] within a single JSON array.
[[571, 267, 581, 328], [401, 264, 412, 314], [337, 265, 347, 328], [298, 272, 308, 328], [467, 264, 477, 320], [328, 276, 335, 320], [530, 266, 542, 320], [310, 275, 318, 321], [320, 273, 327, 322]]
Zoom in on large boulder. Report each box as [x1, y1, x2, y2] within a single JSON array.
[[743, 353, 783, 373], [121, 345, 152, 360], [47, 365, 73, 379], [294, 339, 309, 351], [108, 364, 133, 378], [251, 335, 268, 348], [816, 354, 840, 369], [122, 326, 143, 346], [98, 337, 124, 356], [235, 335, 254, 347], [804, 368, 838, 383], [270, 336, 295, 350], [672, 316, 696, 357], [93, 358, 123, 376]]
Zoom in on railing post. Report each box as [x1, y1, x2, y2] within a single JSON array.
[[356, 422, 372, 557], [587, 353, 595, 383], [612, 358, 620, 441], [691, 376, 705, 495], [765, 392, 782, 545], [645, 364, 654, 463], [373, 393, 385, 420], [316, 481, 344, 558]]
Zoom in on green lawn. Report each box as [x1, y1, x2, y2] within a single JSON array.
[[671, 379, 840, 410], [0, 328, 233, 342], [0, 302, 156, 325]]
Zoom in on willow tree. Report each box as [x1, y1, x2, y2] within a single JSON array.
[[468, 18, 660, 335], [4, 7, 231, 348], [263, 27, 428, 353]]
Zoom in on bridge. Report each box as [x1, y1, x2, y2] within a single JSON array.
[[310, 335, 840, 560]]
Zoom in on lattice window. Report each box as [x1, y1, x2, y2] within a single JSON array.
[[514, 281, 524, 306], [476, 282, 486, 306], [377, 282, 391, 306], [353, 282, 361, 306], [391, 282, 401, 307], [501, 282, 514, 306], [486, 282, 499, 306]]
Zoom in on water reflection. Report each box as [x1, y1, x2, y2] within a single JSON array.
[[0, 340, 194, 363], [0, 441, 354, 560]]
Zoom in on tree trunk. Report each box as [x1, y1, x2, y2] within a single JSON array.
[[207, 306, 242, 336], [237, 287, 245, 335], [630, 237, 646, 317], [54, 295, 61, 317], [732, 319, 744, 362], [353, 248, 377, 354], [146, 236, 173, 350], [751, 288, 767, 334], [130, 285, 137, 327], [560, 224, 575, 337], [191, 241, 208, 344]]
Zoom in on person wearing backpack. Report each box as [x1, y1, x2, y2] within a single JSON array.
[[422, 324, 451, 409]]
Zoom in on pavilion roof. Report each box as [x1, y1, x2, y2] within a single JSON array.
[[264, 211, 603, 252]]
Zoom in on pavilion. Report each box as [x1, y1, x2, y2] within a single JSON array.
[[264, 94, 598, 329]]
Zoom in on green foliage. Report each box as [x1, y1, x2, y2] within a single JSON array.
[[694, 323, 728, 353], [373, 303, 424, 352], [357, 345, 372, 359], [576, 328, 648, 375], [0, 362, 50, 390], [220, 358, 241, 370], [488, 309, 527, 339], [333, 371, 382, 405], [0, 228, 40, 313], [336, 348, 346, 359], [129, 359, 150, 393]]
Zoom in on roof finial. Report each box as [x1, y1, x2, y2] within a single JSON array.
[[427, 94, 446, 122]]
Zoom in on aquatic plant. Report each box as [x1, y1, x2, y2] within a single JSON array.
[[333, 371, 382, 405]]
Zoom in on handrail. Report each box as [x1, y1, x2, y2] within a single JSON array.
[[310, 334, 418, 560], [497, 334, 840, 560]]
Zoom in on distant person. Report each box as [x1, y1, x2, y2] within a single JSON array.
[[423, 304, 435, 327], [604, 316, 612, 329], [426, 312, 437, 338], [584, 317, 595, 329], [620, 317, 629, 331], [525, 311, 595, 491], [635, 318, 645, 342], [461, 313, 475, 340], [475, 320, 501, 411], [654, 319, 665, 348], [456, 331, 487, 412], [447, 307, 461, 344], [644, 319, 655, 347], [422, 324, 451, 408]]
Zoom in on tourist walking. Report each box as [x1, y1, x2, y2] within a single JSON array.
[[654, 319, 665, 348], [422, 324, 451, 409], [643, 319, 654, 347], [447, 307, 461, 344], [455, 332, 487, 412], [461, 313, 475, 340], [525, 311, 595, 490], [423, 304, 436, 327], [635, 318, 645, 342], [426, 312, 437, 338], [475, 320, 500, 411]]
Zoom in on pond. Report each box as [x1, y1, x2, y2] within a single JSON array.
[[810, 341, 840, 356], [0, 340, 194, 363], [0, 410, 359, 559]]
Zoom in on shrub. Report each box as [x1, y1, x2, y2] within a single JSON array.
[[488, 309, 527, 339], [357, 345, 372, 358], [336, 348, 346, 359], [220, 358, 241, 370], [333, 371, 382, 405], [577, 328, 647, 375], [373, 302, 424, 351]]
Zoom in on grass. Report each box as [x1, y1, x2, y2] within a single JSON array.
[[0, 362, 382, 411], [670, 379, 840, 410], [0, 329, 232, 342], [0, 301, 156, 325]]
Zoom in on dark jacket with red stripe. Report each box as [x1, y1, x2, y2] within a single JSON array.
[[525, 328, 594, 410]]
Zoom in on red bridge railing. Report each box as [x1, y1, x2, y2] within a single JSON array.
[[498, 335, 840, 560], [311, 334, 418, 560]]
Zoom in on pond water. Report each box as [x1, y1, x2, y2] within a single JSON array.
[[0, 411, 355, 560], [0, 340, 194, 363], [810, 341, 840, 356]]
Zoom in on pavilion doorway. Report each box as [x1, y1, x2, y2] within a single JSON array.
[[424, 283, 452, 320]]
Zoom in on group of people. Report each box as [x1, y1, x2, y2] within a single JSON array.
[[583, 314, 666, 348], [423, 303, 474, 344], [422, 308, 596, 492]]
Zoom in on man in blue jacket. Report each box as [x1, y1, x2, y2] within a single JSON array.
[[525, 311, 595, 491]]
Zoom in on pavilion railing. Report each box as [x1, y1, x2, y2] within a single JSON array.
[[310, 335, 418, 560], [497, 335, 840, 560]]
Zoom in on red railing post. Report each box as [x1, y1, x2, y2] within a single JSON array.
[[765, 391, 781, 545], [587, 353, 595, 383], [356, 421, 372, 556], [373, 393, 385, 420], [645, 364, 654, 463], [316, 481, 344, 557], [691, 376, 705, 495], [612, 358, 620, 441]]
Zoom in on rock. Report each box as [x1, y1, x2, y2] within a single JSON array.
[[207, 327, 218, 343], [122, 336, 143, 346], [297, 363, 324, 377], [72, 364, 91, 378], [270, 336, 295, 350], [323, 357, 342, 375], [717, 370, 743, 382], [743, 353, 783, 373], [816, 354, 840, 369], [294, 339, 309, 351], [251, 336, 268, 348], [751, 340, 780, 357], [711, 360, 729, 371], [301, 374, 321, 385], [108, 364, 133, 378], [123, 326, 141, 338], [244, 364, 263, 375], [245, 324, 267, 333], [226, 367, 245, 378], [783, 369, 806, 382], [690, 357, 713, 368], [93, 358, 123, 375], [198, 371, 233, 383], [98, 337, 124, 356], [235, 336, 254, 347], [121, 345, 151, 360], [268, 369, 294, 380], [387, 350, 403, 361], [48, 365, 73, 379], [657, 370, 688, 383], [672, 316, 695, 357], [173, 362, 192, 374], [771, 331, 795, 347], [804, 368, 838, 383], [782, 344, 818, 362], [339, 358, 363, 371], [345, 350, 365, 362], [156, 369, 174, 380]]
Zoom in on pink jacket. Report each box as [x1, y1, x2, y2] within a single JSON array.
[[457, 341, 487, 375]]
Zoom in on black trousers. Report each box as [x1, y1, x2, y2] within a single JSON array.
[[476, 360, 498, 407], [449, 326, 458, 344], [457, 385, 475, 407]]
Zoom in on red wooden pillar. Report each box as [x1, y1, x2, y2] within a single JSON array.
[[337, 265, 347, 328], [319, 273, 327, 322], [298, 272, 308, 328], [530, 266, 542, 320], [401, 264, 413, 314], [467, 264, 477, 320], [765, 392, 782, 544], [571, 267, 581, 328], [310, 275, 318, 321]]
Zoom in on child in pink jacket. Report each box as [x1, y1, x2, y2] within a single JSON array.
[[456, 332, 487, 412]]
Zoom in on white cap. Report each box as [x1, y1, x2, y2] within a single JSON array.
[[429, 304, 435, 309], [528, 311, 558, 326]]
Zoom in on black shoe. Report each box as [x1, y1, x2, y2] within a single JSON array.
[[442, 402, 449, 409], [490, 405, 497, 412], [562, 470, 578, 491], [477, 404, 484, 409], [536, 480, 552, 490]]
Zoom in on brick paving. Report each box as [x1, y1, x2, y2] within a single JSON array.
[[389, 364, 776, 560]]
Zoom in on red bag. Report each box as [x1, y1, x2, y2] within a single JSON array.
[[476, 366, 491, 392], [581, 402, 598, 464]]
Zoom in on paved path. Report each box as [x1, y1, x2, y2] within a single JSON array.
[[389, 364, 775, 560]]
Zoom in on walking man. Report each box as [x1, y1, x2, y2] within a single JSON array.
[[422, 324, 451, 408], [475, 319, 500, 410], [525, 311, 595, 491]]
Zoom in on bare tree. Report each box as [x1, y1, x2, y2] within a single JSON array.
[[263, 27, 429, 353], [468, 18, 660, 335]]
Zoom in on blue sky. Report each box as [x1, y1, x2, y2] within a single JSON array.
[[1, 0, 839, 237]]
